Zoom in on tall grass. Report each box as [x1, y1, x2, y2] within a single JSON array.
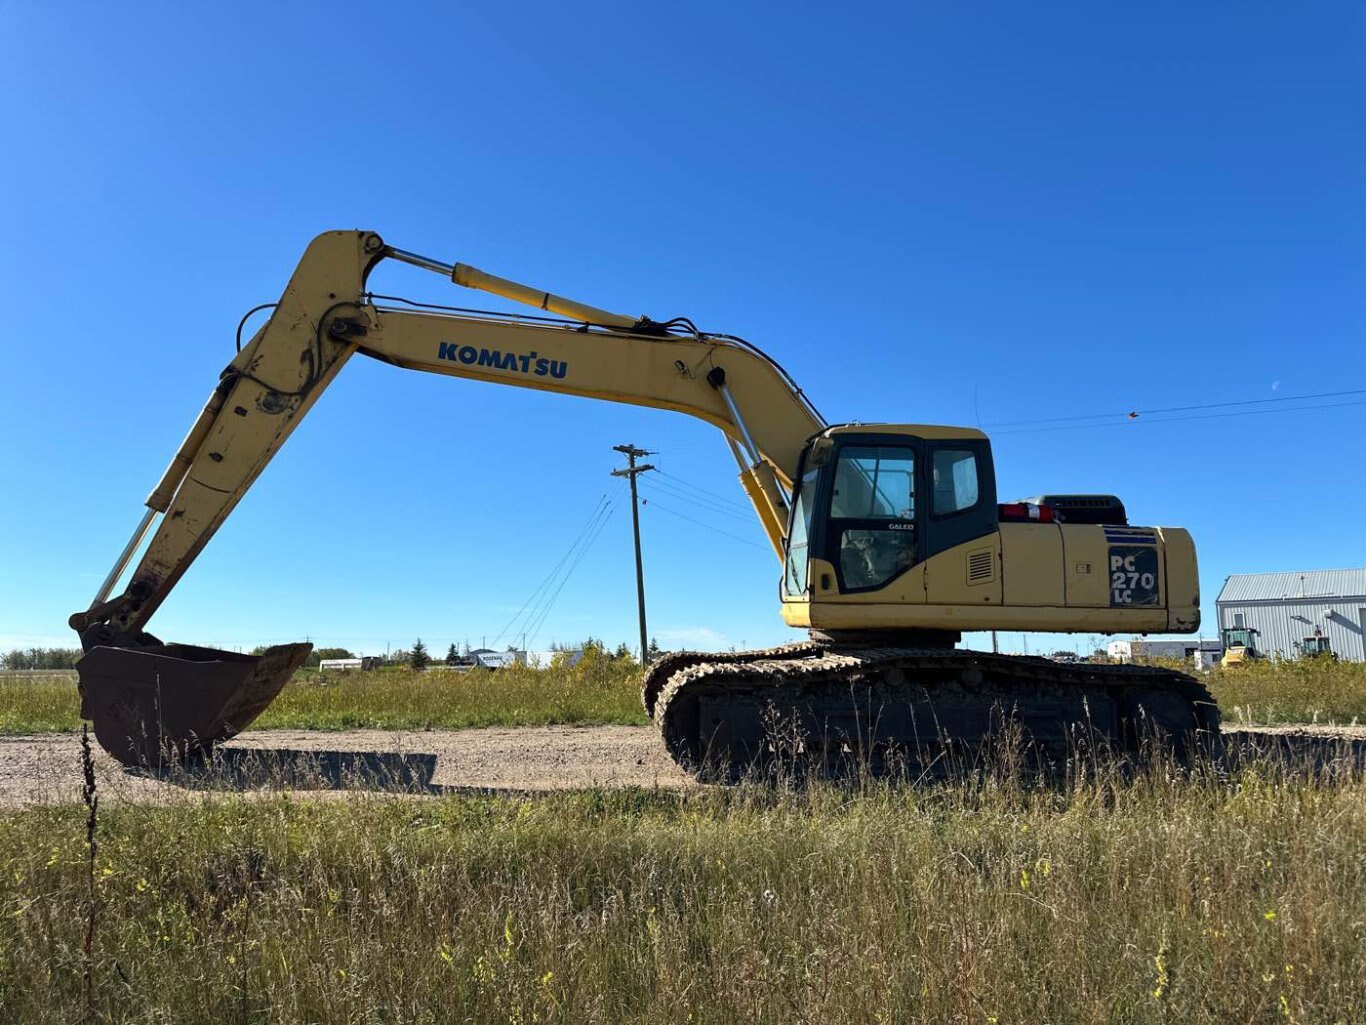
[[1207, 657, 1366, 725], [2, 752, 1364, 1023], [262, 656, 645, 731], [0, 672, 84, 732], [0, 653, 646, 733]]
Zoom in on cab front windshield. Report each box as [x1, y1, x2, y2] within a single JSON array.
[[830, 445, 916, 590]]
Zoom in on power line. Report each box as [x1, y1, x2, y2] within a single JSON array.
[[492, 496, 610, 646], [639, 477, 754, 522], [524, 501, 617, 644], [491, 495, 613, 648], [523, 506, 616, 648], [986, 387, 1366, 432], [643, 498, 769, 550], [518, 500, 615, 646], [993, 397, 1366, 436], [655, 468, 750, 511], [511, 502, 616, 651]]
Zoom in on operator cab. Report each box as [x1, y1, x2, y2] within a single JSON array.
[[776, 424, 1192, 639], [783, 425, 996, 597]]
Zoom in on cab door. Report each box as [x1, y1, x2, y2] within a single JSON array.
[[921, 441, 1002, 606], [815, 438, 922, 599]]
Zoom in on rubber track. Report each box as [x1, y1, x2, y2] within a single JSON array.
[[653, 647, 1221, 782]]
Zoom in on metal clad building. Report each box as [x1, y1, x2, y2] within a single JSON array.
[[1215, 569, 1366, 661]]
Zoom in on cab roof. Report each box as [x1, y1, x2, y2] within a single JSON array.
[[820, 423, 989, 442]]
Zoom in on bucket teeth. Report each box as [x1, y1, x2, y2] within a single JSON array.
[[76, 641, 312, 767]]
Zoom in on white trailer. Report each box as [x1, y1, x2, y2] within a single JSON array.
[[319, 657, 381, 671]]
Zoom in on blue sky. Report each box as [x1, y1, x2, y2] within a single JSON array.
[[2, 2, 1362, 657]]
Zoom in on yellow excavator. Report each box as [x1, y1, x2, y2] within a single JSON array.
[[70, 230, 1219, 777]]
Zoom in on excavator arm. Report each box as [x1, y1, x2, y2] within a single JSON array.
[[70, 230, 824, 764]]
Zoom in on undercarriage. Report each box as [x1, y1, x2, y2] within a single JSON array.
[[643, 639, 1221, 782]]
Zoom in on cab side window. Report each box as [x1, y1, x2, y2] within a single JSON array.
[[921, 442, 997, 563], [931, 449, 980, 515]]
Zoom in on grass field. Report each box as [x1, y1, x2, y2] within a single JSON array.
[[3, 658, 1364, 1021], [2, 752, 1364, 1023], [2, 654, 1364, 734], [1205, 657, 1366, 725], [0, 653, 647, 733]]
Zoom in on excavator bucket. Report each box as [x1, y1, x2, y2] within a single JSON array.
[[76, 641, 312, 767]]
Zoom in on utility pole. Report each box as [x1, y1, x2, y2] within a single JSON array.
[[611, 444, 655, 663]]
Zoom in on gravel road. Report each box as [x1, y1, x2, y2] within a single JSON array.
[[1, 723, 1363, 808], [0, 726, 688, 807]]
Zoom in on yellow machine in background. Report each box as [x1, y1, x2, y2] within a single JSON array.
[[70, 230, 1219, 777], [1219, 627, 1263, 668]]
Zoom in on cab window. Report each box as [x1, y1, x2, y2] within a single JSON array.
[[783, 466, 820, 596], [829, 446, 916, 591], [832, 446, 914, 519], [932, 449, 980, 515], [1302, 636, 1332, 655]]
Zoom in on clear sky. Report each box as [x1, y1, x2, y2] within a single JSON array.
[[2, 2, 1362, 658]]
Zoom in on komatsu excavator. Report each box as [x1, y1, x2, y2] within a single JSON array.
[[70, 230, 1219, 776]]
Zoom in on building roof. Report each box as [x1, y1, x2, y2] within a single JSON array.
[[1217, 568, 1366, 603]]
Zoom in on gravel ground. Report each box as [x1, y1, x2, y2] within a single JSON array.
[[0, 726, 689, 808], [1, 724, 1363, 809]]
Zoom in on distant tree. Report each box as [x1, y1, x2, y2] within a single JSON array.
[[445, 643, 459, 666], [647, 636, 663, 661], [614, 642, 630, 661], [14, 648, 82, 670], [409, 638, 430, 670]]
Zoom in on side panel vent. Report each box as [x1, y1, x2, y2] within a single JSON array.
[[967, 548, 995, 584]]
